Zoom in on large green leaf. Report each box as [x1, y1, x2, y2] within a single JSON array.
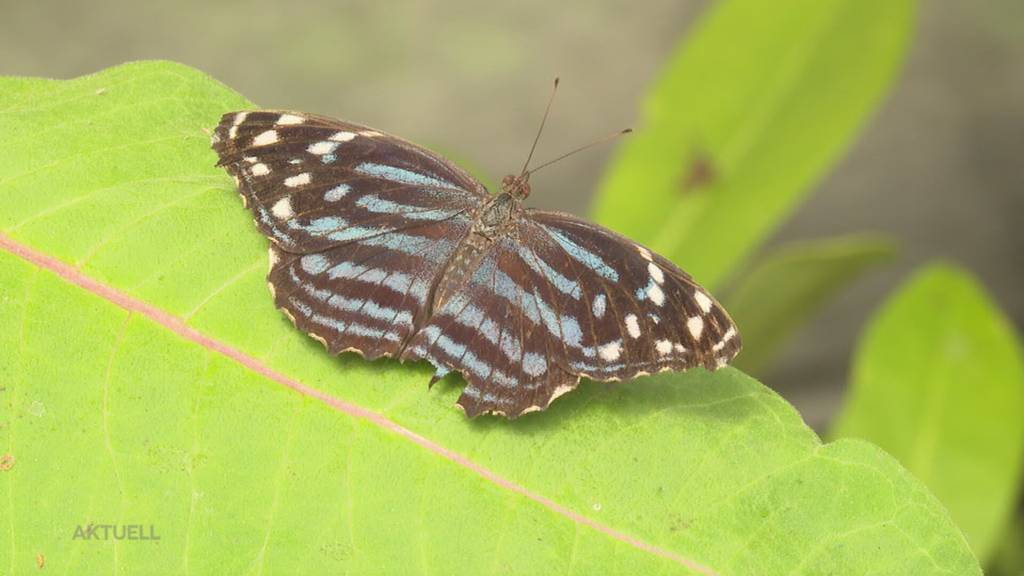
[[725, 235, 895, 374], [592, 0, 916, 290], [832, 264, 1024, 562], [0, 62, 979, 575]]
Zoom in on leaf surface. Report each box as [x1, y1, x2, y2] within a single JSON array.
[[833, 264, 1024, 562], [0, 62, 979, 575]]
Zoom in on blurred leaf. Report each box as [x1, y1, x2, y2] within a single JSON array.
[[988, 510, 1024, 576], [593, 0, 917, 290], [832, 263, 1024, 562], [0, 61, 983, 575], [725, 235, 895, 374]]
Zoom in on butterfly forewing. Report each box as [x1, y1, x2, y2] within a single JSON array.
[[213, 110, 484, 361], [212, 109, 741, 418], [528, 211, 740, 373], [212, 111, 486, 253]]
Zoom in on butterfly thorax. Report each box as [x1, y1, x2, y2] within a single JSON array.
[[429, 177, 527, 319], [474, 174, 529, 235], [476, 192, 519, 236]]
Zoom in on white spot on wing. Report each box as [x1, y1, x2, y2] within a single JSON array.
[[687, 316, 704, 340], [271, 197, 293, 219], [253, 130, 279, 146], [251, 163, 270, 176], [713, 327, 737, 352], [330, 131, 357, 142], [276, 114, 304, 125], [598, 340, 622, 362], [359, 130, 383, 137], [647, 283, 665, 306], [267, 246, 280, 273], [655, 339, 673, 356], [694, 291, 713, 314], [648, 262, 665, 284], [638, 246, 653, 261], [625, 314, 641, 339], [284, 173, 311, 188], [308, 141, 340, 155], [232, 112, 248, 126], [674, 343, 686, 353]]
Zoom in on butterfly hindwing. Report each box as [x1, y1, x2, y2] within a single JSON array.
[[400, 233, 573, 417], [267, 216, 474, 360]]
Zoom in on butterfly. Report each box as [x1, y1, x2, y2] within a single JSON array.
[[210, 102, 741, 418]]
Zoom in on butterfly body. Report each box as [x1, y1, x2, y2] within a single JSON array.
[[427, 228, 493, 321], [476, 193, 520, 236], [212, 110, 740, 418]]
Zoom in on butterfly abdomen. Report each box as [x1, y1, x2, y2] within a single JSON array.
[[429, 231, 494, 317]]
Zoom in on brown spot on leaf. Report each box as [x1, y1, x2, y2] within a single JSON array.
[[0, 453, 14, 471], [36, 553, 45, 569], [681, 151, 717, 192]]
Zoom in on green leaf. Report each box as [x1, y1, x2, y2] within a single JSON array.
[[832, 263, 1024, 562], [988, 512, 1024, 576], [592, 0, 916, 289], [0, 62, 980, 575], [725, 235, 895, 374]]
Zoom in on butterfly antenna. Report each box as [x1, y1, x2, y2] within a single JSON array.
[[520, 77, 560, 177], [525, 128, 632, 176]]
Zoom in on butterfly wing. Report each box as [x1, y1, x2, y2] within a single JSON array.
[[212, 109, 740, 417], [211, 110, 488, 253], [400, 231, 576, 417], [266, 217, 473, 360], [526, 210, 741, 375], [212, 110, 487, 359], [402, 210, 740, 418]]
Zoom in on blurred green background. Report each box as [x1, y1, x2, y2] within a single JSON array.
[[3, 0, 1021, 428]]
